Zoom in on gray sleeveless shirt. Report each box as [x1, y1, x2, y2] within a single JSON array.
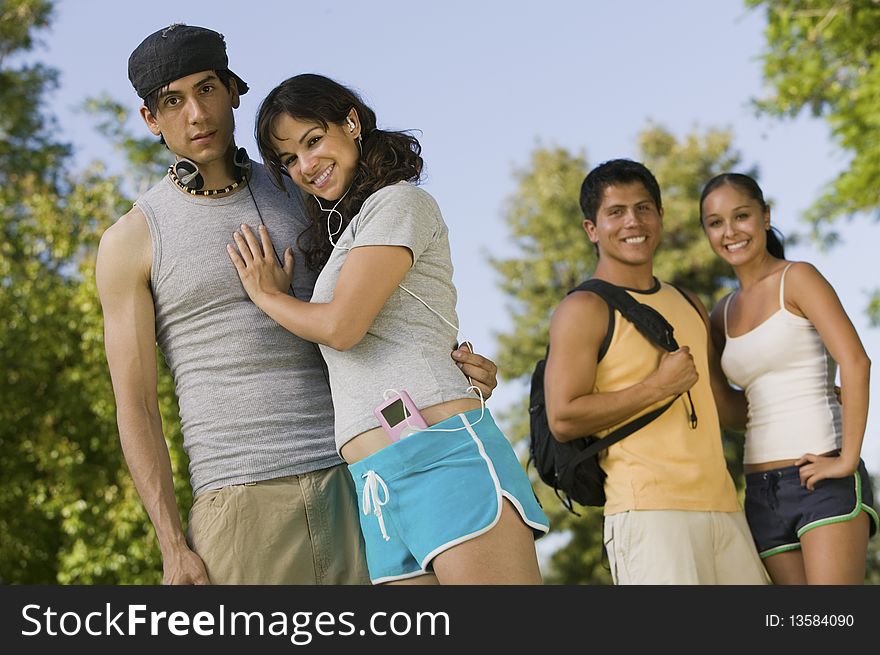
[[136, 162, 340, 497]]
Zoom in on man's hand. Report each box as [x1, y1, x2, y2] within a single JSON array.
[[645, 347, 698, 399], [452, 342, 498, 400], [163, 546, 211, 585]]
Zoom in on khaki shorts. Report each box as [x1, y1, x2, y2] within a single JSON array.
[[603, 509, 770, 585], [187, 464, 370, 584]]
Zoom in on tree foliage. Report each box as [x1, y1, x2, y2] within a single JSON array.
[[492, 126, 758, 584], [3, 0, 877, 586], [748, 0, 880, 321], [1, 0, 184, 583]]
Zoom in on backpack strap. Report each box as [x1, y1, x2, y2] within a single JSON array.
[[566, 277, 699, 441], [557, 393, 682, 496], [569, 278, 678, 352], [597, 302, 615, 363], [565, 394, 679, 466]]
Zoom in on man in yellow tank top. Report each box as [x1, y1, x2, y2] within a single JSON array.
[[544, 159, 768, 584]]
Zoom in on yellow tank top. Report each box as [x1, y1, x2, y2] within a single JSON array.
[[595, 281, 740, 515]]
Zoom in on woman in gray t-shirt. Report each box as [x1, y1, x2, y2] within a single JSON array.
[[228, 73, 548, 584]]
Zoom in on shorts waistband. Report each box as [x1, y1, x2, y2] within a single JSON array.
[[348, 408, 494, 484], [745, 465, 802, 484]]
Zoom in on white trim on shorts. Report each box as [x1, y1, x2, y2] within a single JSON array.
[[367, 412, 548, 584], [417, 412, 505, 570], [371, 568, 430, 585]]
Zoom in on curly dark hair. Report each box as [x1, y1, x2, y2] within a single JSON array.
[[256, 73, 424, 270]]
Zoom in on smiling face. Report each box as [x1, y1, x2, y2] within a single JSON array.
[[270, 112, 361, 202], [584, 181, 663, 267], [140, 70, 239, 173], [700, 182, 771, 266]]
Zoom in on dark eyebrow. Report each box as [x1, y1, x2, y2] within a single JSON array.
[[704, 203, 753, 220], [158, 75, 218, 99], [191, 75, 218, 91], [274, 125, 323, 158], [298, 126, 321, 144]]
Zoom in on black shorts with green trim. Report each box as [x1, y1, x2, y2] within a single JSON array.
[[744, 459, 878, 558]]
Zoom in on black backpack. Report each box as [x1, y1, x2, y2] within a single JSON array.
[[528, 278, 699, 513]]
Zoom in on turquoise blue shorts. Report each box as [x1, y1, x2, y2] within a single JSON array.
[[348, 408, 550, 583]]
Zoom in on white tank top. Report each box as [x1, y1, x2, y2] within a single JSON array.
[[720, 264, 842, 464]]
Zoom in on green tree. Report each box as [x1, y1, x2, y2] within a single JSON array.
[[1, 0, 185, 583], [1, 0, 77, 583], [748, 0, 880, 322], [491, 126, 753, 584]]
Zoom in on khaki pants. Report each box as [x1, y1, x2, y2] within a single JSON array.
[[187, 464, 370, 584], [603, 509, 770, 585]]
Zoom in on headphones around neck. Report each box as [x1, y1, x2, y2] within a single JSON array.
[[172, 147, 251, 191]]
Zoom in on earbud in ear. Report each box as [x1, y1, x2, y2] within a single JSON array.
[[347, 118, 356, 132]]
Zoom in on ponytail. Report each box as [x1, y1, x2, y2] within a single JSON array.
[[766, 226, 785, 259]]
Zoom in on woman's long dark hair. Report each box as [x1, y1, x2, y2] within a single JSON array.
[[256, 74, 424, 270], [699, 173, 785, 259]]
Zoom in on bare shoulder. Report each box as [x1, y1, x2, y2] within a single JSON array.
[[100, 206, 150, 247], [555, 288, 610, 316], [784, 260, 826, 288], [97, 206, 152, 287], [550, 289, 610, 342], [783, 261, 844, 316]]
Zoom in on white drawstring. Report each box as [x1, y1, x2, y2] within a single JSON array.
[[361, 470, 391, 542]]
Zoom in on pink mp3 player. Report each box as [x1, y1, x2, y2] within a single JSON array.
[[373, 390, 428, 441]]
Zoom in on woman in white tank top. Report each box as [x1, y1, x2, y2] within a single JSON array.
[[700, 173, 876, 585]]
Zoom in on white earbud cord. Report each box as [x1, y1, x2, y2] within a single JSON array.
[[313, 187, 351, 252], [382, 385, 486, 434], [316, 189, 485, 426], [396, 285, 476, 390]]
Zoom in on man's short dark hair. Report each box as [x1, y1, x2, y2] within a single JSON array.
[[579, 159, 662, 224]]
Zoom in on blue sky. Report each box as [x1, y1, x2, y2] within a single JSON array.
[[34, 0, 879, 474]]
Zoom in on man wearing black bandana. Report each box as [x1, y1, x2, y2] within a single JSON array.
[[96, 24, 499, 584]]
